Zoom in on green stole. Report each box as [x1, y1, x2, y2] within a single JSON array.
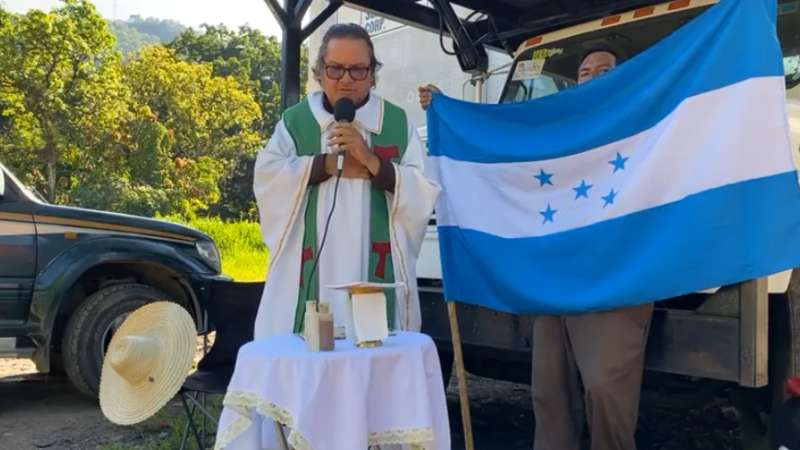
[[282, 97, 408, 333]]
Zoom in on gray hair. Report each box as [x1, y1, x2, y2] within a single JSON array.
[[312, 23, 382, 87]]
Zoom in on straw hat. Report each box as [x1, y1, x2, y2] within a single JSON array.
[[99, 301, 196, 425]]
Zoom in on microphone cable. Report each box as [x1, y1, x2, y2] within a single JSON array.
[[303, 156, 343, 303]]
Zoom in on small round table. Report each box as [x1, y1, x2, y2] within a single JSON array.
[[214, 332, 450, 450]]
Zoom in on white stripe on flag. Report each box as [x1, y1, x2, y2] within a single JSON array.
[[432, 76, 794, 238]]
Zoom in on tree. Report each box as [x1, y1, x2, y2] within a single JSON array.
[[169, 24, 308, 219], [118, 45, 262, 216], [108, 20, 161, 56], [0, 5, 286, 219], [125, 15, 185, 43], [0, 0, 129, 202], [169, 24, 306, 136]]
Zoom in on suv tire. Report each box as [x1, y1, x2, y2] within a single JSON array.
[[61, 283, 175, 397]]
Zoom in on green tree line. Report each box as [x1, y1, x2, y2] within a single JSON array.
[[0, 0, 306, 220]]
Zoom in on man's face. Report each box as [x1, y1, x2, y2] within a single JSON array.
[[320, 37, 373, 105], [577, 51, 617, 84]]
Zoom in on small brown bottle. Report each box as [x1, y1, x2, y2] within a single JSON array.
[[317, 303, 334, 351]]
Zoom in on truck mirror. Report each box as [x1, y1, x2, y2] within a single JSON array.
[[0, 172, 5, 199]]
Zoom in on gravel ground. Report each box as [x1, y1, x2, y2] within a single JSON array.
[[0, 358, 745, 450], [444, 373, 743, 450]]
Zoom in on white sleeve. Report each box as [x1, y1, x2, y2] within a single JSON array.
[[253, 120, 315, 263], [389, 121, 441, 257]]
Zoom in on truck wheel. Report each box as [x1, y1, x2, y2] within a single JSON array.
[[61, 283, 175, 397]]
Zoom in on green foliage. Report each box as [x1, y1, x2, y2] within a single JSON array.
[[124, 15, 186, 43], [169, 24, 309, 219], [0, 5, 298, 220], [0, 0, 129, 202], [118, 45, 262, 217], [169, 24, 305, 135], [0, 3, 268, 219], [210, 152, 259, 221], [108, 20, 160, 56], [124, 46, 262, 162], [71, 155, 224, 218]]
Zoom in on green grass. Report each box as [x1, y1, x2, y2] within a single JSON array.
[[101, 396, 223, 450], [160, 215, 268, 282]]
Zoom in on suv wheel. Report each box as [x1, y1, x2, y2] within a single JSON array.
[[61, 283, 178, 397]]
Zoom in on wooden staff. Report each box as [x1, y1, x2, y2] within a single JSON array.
[[274, 421, 290, 450], [447, 301, 474, 450]]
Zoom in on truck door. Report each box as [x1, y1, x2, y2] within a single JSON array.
[[0, 168, 36, 325]]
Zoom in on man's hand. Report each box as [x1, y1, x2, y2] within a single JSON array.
[[418, 84, 441, 111], [324, 153, 370, 179], [328, 123, 381, 176]]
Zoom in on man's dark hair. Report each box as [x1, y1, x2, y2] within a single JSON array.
[[312, 23, 383, 87], [579, 44, 626, 66]]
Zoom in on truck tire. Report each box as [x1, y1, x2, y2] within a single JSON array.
[[61, 283, 175, 397]]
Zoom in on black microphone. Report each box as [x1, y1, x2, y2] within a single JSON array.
[[333, 98, 356, 172]]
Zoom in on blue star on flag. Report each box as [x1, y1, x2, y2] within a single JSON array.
[[609, 152, 629, 173], [540, 203, 557, 223], [534, 168, 554, 186], [602, 189, 618, 207], [573, 180, 593, 199]]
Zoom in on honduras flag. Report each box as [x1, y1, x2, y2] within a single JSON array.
[[426, 0, 800, 314]]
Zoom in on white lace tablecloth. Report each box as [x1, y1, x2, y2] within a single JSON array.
[[215, 332, 450, 450]]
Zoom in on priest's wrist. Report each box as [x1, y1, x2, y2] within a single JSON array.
[[365, 154, 381, 176], [324, 153, 338, 176]]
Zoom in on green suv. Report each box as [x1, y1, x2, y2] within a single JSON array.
[[0, 161, 226, 397]]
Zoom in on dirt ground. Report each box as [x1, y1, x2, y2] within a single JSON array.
[[0, 359, 151, 450], [0, 357, 744, 450]]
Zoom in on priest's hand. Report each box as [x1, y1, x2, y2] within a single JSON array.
[[328, 123, 381, 176], [323, 153, 370, 179]]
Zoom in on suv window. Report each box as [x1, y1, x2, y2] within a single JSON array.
[[0, 171, 20, 202]]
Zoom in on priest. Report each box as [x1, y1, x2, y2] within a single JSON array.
[[253, 23, 439, 339]]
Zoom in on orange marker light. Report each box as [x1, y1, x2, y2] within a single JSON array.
[[668, 0, 692, 10], [525, 36, 543, 46]]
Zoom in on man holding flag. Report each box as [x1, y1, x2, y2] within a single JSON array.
[[530, 45, 654, 450], [424, 0, 800, 448], [420, 44, 651, 450]]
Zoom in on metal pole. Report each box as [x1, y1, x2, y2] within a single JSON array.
[[474, 73, 486, 103], [279, 0, 302, 111]]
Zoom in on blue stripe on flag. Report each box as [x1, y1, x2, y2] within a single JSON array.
[[427, 0, 784, 163], [437, 172, 800, 314]]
